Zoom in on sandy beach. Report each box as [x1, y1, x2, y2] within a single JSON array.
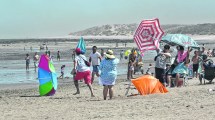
[[1, 75, 215, 120], [1, 37, 215, 120]]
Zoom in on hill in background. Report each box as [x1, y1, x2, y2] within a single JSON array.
[[70, 23, 215, 36]]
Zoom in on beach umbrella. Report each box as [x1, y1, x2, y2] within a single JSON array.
[[132, 75, 168, 95], [38, 54, 58, 96], [134, 18, 164, 56], [77, 37, 86, 54], [161, 34, 199, 48]]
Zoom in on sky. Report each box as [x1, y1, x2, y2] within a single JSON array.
[[0, 0, 214, 39]]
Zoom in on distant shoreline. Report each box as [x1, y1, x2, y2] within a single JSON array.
[[0, 35, 215, 44]]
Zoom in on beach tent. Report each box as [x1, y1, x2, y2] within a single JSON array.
[[131, 75, 168, 95], [38, 54, 58, 96], [77, 37, 86, 54]]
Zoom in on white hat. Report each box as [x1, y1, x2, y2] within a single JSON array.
[[105, 50, 115, 59]]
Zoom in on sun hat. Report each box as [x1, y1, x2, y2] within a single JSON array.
[[105, 49, 115, 59]]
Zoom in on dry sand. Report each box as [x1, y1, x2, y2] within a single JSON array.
[[0, 75, 215, 120]]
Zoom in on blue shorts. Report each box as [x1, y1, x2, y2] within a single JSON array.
[[92, 65, 99, 73]]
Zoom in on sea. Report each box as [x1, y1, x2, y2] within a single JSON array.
[[0, 50, 158, 84]]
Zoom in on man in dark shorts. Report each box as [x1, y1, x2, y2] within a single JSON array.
[[154, 45, 171, 86], [192, 51, 199, 78]]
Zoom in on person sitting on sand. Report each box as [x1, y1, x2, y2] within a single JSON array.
[[25, 54, 30, 70], [99, 50, 119, 100], [167, 47, 191, 87], [59, 65, 66, 79], [72, 48, 95, 97]]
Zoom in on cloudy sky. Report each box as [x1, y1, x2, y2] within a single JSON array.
[[0, 0, 214, 38]]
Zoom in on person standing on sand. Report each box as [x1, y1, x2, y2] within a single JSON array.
[[200, 47, 207, 56], [33, 52, 40, 71], [89, 46, 102, 83], [57, 51, 61, 61], [25, 54, 30, 70], [72, 50, 76, 60], [47, 51, 53, 62], [192, 51, 199, 78], [127, 49, 136, 80], [72, 48, 95, 97], [154, 45, 171, 86], [100, 48, 105, 58], [120, 50, 124, 60], [99, 50, 119, 100]]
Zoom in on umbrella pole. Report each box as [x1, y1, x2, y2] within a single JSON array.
[[125, 80, 132, 96]]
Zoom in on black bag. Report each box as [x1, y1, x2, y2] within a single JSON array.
[[84, 60, 91, 67], [80, 56, 91, 67]]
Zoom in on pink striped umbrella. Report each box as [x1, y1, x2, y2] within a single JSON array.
[[134, 18, 164, 56]]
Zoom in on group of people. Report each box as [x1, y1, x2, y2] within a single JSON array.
[[24, 43, 213, 98], [154, 45, 212, 87], [25, 50, 62, 71], [71, 46, 119, 100], [25, 52, 40, 71]]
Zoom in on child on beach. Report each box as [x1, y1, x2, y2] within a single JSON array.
[[59, 65, 66, 79]]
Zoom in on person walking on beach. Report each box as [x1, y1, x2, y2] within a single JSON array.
[[154, 45, 171, 86], [72, 48, 95, 97], [33, 52, 40, 71], [192, 51, 199, 78], [100, 50, 119, 100], [89, 46, 102, 83], [59, 65, 66, 79], [57, 51, 61, 61], [25, 54, 30, 70], [120, 50, 124, 60]]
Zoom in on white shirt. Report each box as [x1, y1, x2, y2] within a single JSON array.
[[90, 52, 101, 66], [75, 55, 90, 72], [155, 52, 171, 69]]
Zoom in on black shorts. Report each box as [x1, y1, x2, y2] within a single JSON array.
[[193, 64, 199, 72], [155, 67, 166, 84]]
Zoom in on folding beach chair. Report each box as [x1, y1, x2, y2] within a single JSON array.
[[125, 65, 154, 96], [199, 59, 215, 84]]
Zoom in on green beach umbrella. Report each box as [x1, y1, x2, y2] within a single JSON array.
[[161, 34, 199, 48]]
